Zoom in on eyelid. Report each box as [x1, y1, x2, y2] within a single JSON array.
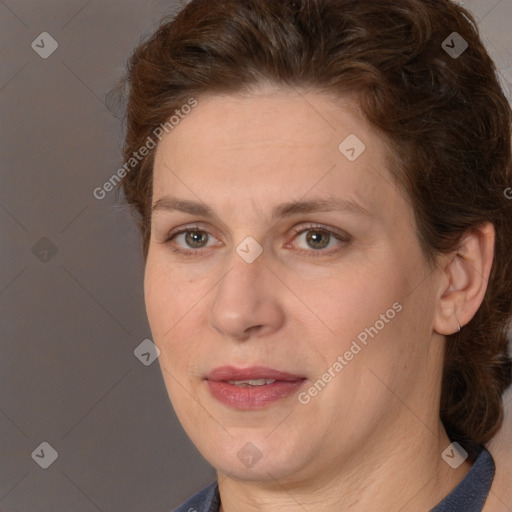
[[285, 224, 351, 256], [164, 225, 220, 255], [288, 224, 351, 243], [164, 223, 218, 244]]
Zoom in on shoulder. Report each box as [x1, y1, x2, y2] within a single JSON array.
[[173, 481, 220, 512]]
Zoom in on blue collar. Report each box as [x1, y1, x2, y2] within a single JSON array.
[[431, 445, 495, 511]]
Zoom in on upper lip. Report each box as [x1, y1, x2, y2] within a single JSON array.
[[206, 366, 305, 382]]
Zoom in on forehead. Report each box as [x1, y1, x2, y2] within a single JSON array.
[[152, 88, 401, 219]]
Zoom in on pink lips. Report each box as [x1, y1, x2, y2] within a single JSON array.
[[205, 366, 306, 410]]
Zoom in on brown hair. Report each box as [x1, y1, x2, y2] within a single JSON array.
[[113, 0, 512, 458]]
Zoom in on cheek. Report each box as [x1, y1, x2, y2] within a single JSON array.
[[144, 267, 169, 338], [144, 260, 188, 354], [144, 258, 208, 376], [302, 262, 405, 343], [303, 267, 416, 398], [144, 254, 188, 329]]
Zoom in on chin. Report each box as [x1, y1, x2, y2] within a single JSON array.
[[196, 431, 311, 482], [214, 452, 302, 482]]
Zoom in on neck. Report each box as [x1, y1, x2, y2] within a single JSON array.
[[217, 422, 472, 512]]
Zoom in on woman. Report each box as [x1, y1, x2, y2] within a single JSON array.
[[115, 0, 512, 510]]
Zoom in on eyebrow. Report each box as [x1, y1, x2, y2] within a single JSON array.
[[151, 195, 372, 220]]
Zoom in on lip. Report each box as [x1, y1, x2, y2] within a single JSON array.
[[205, 366, 307, 410], [206, 365, 305, 382]]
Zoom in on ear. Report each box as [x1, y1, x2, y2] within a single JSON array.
[[433, 222, 495, 336]]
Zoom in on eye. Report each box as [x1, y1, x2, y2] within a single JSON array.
[[166, 227, 218, 256], [288, 225, 350, 256], [164, 224, 350, 258]]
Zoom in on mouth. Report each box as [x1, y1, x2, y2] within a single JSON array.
[[205, 366, 307, 409], [225, 378, 279, 387]]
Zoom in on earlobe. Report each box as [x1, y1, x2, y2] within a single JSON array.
[[433, 223, 495, 336]]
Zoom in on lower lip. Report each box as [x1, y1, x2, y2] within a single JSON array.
[[206, 380, 306, 409]]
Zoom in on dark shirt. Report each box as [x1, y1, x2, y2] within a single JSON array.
[[174, 446, 495, 512]]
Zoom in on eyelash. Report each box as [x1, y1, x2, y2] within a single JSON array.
[[164, 224, 351, 259]]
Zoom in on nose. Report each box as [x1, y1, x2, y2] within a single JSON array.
[[207, 246, 285, 342]]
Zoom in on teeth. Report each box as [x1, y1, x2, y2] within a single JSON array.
[[227, 379, 276, 387]]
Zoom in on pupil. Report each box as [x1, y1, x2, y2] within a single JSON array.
[[307, 230, 329, 249], [187, 231, 206, 248]]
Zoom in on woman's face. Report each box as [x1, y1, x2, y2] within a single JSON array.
[[145, 87, 444, 483]]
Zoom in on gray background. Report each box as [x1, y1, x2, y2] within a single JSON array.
[[0, 1, 511, 511]]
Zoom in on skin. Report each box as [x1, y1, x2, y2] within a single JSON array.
[[144, 86, 495, 511]]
